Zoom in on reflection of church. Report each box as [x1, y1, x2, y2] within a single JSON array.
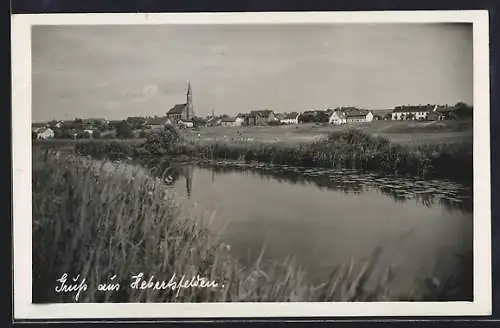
[[163, 165, 194, 198], [166, 82, 195, 122], [184, 165, 193, 198]]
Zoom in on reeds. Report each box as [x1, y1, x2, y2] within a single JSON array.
[[63, 129, 472, 185], [190, 130, 473, 184], [32, 151, 473, 303]]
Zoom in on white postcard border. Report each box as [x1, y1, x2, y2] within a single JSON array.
[[12, 10, 491, 319]]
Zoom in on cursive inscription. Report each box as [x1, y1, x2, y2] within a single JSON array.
[[130, 272, 222, 297], [55, 273, 88, 301], [54, 272, 223, 301]]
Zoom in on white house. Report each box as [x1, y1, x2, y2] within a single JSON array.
[[235, 116, 246, 126], [280, 112, 301, 125], [178, 120, 194, 128], [328, 111, 347, 125], [391, 105, 437, 120], [220, 117, 243, 127], [37, 128, 55, 140], [345, 110, 373, 123]]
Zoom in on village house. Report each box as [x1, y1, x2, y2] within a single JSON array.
[[280, 112, 301, 125], [342, 108, 374, 123], [177, 120, 194, 129], [206, 116, 222, 127], [147, 116, 172, 129], [83, 129, 95, 138], [220, 116, 244, 127], [274, 113, 285, 121], [32, 122, 48, 133], [328, 111, 347, 125], [246, 109, 277, 126], [166, 82, 194, 122], [230, 114, 246, 126], [37, 128, 55, 140], [391, 105, 440, 120]]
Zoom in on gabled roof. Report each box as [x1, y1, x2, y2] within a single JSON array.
[[329, 111, 346, 119], [392, 105, 436, 113], [369, 109, 393, 117], [249, 109, 274, 118], [147, 116, 170, 125], [339, 108, 369, 118], [221, 116, 237, 122], [283, 112, 300, 119], [168, 103, 187, 114]]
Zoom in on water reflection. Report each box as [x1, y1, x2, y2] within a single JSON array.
[[150, 161, 473, 213]]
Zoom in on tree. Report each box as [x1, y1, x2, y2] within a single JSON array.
[[116, 120, 134, 139], [453, 102, 473, 120], [144, 126, 183, 156], [192, 116, 207, 128], [126, 117, 146, 129], [73, 118, 83, 131], [316, 111, 330, 123]]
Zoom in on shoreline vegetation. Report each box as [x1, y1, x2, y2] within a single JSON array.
[[32, 128, 473, 302], [33, 150, 473, 303], [37, 128, 473, 186]]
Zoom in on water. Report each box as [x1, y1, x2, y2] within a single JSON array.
[[163, 162, 472, 292]]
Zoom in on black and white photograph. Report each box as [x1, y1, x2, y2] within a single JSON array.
[[12, 11, 491, 319]]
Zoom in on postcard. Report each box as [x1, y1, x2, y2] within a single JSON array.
[[12, 10, 491, 320]]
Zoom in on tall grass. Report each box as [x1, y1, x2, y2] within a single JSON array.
[[32, 150, 472, 303], [192, 130, 473, 184], [67, 129, 472, 185]]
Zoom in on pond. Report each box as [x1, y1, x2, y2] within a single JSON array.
[[159, 161, 473, 295]]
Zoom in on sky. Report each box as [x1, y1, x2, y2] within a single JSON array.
[[31, 23, 473, 122]]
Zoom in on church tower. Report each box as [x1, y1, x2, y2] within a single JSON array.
[[186, 81, 194, 120]]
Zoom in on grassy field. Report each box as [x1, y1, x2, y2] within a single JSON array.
[[184, 120, 473, 145], [34, 120, 472, 149], [32, 150, 473, 303]]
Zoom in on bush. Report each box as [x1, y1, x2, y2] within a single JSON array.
[[143, 126, 184, 157], [75, 140, 135, 160]]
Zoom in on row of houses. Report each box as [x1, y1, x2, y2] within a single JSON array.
[[207, 103, 462, 127], [33, 102, 469, 139], [204, 107, 374, 127]]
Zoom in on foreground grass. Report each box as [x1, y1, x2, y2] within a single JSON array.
[[32, 151, 472, 303]]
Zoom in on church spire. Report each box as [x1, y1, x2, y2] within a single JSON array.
[[186, 81, 193, 120]]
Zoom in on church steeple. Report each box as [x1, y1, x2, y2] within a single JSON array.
[[186, 81, 193, 120]]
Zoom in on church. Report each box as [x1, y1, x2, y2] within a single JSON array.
[[166, 82, 194, 122]]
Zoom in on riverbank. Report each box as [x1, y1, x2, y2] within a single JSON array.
[[32, 150, 473, 302], [60, 129, 473, 186]]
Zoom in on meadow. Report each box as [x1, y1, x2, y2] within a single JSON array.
[[32, 149, 473, 303], [183, 120, 473, 145]]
